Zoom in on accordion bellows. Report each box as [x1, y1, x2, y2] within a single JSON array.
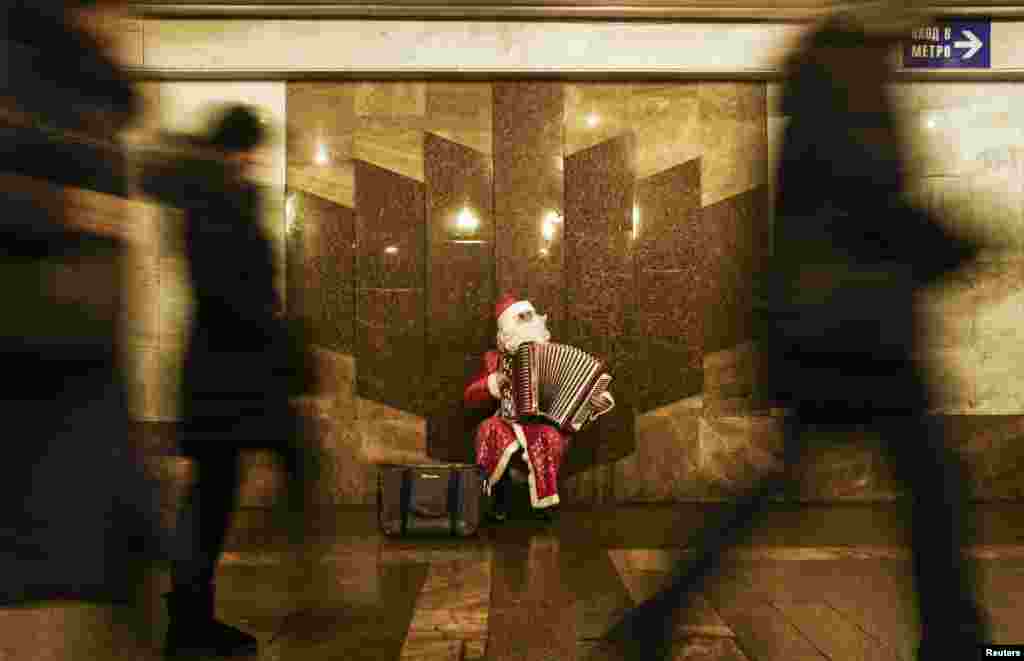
[[510, 342, 613, 432]]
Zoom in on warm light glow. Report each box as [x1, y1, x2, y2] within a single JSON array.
[[544, 210, 563, 225], [315, 142, 329, 165], [586, 113, 600, 128], [542, 218, 557, 241], [539, 247, 549, 257], [285, 193, 297, 233], [632, 204, 640, 240], [384, 245, 398, 255], [455, 206, 480, 234], [925, 117, 936, 130]]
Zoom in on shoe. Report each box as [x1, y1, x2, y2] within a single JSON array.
[[163, 585, 258, 658], [604, 606, 674, 661], [533, 506, 559, 523]]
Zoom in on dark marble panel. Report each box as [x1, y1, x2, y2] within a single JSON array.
[[425, 134, 494, 358], [425, 351, 493, 463], [701, 185, 771, 355], [564, 134, 638, 468], [356, 288, 427, 415], [635, 159, 701, 271], [287, 190, 356, 353], [354, 159, 426, 290], [634, 159, 705, 409], [637, 269, 704, 412], [493, 82, 566, 340], [424, 134, 495, 460]]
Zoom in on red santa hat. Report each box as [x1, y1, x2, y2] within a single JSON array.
[[496, 293, 534, 330]]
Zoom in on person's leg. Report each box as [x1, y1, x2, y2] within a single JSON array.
[[876, 413, 989, 659], [171, 450, 240, 591], [166, 448, 257, 658], [601, 414, 805, 660]]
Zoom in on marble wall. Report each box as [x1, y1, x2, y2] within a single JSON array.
[[278, 81, 773, 506], [124, 78, 1024, 506]]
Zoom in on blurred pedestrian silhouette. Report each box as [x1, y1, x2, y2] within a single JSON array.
[[0, 0, 169, 648], [141, 104, 320, 659], [603, 11, 995, 661]]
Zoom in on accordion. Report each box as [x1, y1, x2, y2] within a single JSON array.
[[508, 342, 614, 432]]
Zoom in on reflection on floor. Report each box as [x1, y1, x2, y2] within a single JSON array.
[[2, 505, 1023, 660]]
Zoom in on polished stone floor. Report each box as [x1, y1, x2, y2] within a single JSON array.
[[2, 504, 1023, 660]]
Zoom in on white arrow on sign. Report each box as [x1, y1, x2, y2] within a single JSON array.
[[954, 29, 983, 59]]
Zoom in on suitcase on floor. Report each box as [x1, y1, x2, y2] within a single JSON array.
[[377, 463, 485, 537]]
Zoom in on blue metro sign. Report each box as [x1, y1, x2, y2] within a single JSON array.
[[903, 20, 991, 69]]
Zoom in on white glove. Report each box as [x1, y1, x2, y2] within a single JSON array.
[[487, 371, 510, 399]]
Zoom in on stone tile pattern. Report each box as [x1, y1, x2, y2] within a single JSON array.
[[424, 133, 496, 462]]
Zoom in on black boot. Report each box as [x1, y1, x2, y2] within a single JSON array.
[[163, 585, 258, 658], [488, 477, 508, 523]]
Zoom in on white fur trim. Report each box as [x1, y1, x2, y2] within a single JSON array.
[[513, 423, 560, 509], [485, 419, 523, 495], [497, 300, 534, 331], [487, 372, 502, 399]]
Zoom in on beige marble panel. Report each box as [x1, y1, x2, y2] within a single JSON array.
[[142, 20, 804, 73], [357, 397, 429, 466], [148, 341, 184, 421], [286, 83, 358, 170], [990, 21, 1024, 70], [916, 285, 977, 352], [356, 82, 427, 118], [629, 83, 701, 180], [924, 345, 980, 414], [701, 120, 767, 208], [891, 83, 1022, 118], [353, 120, 426, 182], [156, 255, 192, 343], [565, 83, 632, 157], [125, 252, 161, 351], [425, 82, 493, 156], [130, 345, 159, 421], [766, 82, 785, 118], [287, 163, 356, 209], [697, 415, 784, 495], [615, 397, 704, 503], [700, 84, 767, 208], [972, 265, 1024, 413]]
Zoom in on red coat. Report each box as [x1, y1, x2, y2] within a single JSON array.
[[464, 350, 504, 408], [464, 349, 567, 509]]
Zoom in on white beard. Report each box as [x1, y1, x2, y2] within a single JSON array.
[[497, 317, 551, 354]]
